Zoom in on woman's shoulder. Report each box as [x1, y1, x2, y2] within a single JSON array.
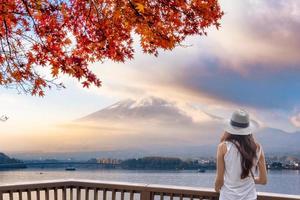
[[255, 142, 262, 151], [255, 142, 264, 157], [218, 142, 228, 155]]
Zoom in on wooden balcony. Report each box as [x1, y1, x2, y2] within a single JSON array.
[[0, 179, 299, 200]]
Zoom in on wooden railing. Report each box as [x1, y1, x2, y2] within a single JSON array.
[[0, 179, 299, 200]]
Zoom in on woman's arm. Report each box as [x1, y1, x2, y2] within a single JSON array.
[[214, 142, 226, 192], [254, 146, 267, 185]]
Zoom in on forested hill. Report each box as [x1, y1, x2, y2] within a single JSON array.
[[120, 157, 216, 170], [0, 152, 22, 164]]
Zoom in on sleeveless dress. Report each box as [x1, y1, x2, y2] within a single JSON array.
[[219, 141, 262, 200]]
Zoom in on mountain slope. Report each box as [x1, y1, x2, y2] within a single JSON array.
[[79, 96, 195, 124], [75, 96, 300, 156], [255, 128, 300, 153], [0, 152, 22, 164]]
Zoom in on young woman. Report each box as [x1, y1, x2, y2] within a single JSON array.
[[215, 109, 267, 200]]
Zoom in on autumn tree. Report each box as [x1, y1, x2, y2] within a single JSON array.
[[0, 0, 223, 96]]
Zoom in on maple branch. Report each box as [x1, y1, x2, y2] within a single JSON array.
[[0, 0, 223, 96], [20, 0, 47, 48]]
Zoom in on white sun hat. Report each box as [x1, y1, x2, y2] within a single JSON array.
[[224, 109, 258, 135]]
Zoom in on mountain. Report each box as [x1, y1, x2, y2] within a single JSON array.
[[255, 128, 300, 154], [0, 152, 27, 169], [0, 152, 21, 163], [69, 96, 300, 158], [79, 96, 194, 124]]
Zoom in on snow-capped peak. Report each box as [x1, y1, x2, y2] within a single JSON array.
[[129, 96, 173, 109], [79, 96, 191, 122]]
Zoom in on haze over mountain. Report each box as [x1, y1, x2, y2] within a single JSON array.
[[10, 96, 300, 160], [80, 96, 196, 124], [77, 96, 300, 157]]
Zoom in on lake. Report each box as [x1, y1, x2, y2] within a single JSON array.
[[0, 169, 299, 195]]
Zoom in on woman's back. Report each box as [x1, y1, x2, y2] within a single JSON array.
[[220, 141, 262, 200], [215, 109, 267, 200]]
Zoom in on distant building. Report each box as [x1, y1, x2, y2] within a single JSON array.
[[97, 158, 121, 165]]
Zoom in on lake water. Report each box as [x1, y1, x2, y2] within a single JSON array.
[[0, 169, 299, 195]]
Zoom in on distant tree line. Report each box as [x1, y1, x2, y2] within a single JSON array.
[[120, 156, 216, 170]]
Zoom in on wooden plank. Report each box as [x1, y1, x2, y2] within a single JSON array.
[[151, 192, 154, 200], [36, 190, 40, 200], [63, 188, 67, 200], [45, 189, 49, 200], [160, 193, 163, 200], [77, 188, 81, 200], [112, 190, 116, 200], [9, 191, 13, 200], [130, 191, 134, 200], [141, 191, 151, 200], [120, 191, 124, 200], [93, 189, 98, 200], [70, 188, 73, 200], [27, 191, 31, 200], [102, 190, 106, 200], [54, 188, 58, 200], [18, 191, 23, 200], [85, 189, 89, 200]]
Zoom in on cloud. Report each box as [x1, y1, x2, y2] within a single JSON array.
[[291, 113, 300, 128], [173, 60, 300, 110], [208, 0, 300, 71]]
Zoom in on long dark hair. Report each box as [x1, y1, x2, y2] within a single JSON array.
[[224, 133, 257, 179]]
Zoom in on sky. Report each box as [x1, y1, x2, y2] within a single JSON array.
[[1, 0, 300, 153]]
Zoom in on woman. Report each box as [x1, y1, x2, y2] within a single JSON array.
[[215, 109, 267, 200]]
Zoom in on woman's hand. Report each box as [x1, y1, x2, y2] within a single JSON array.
[[214, 177, 224, 192]]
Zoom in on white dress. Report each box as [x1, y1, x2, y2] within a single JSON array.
[[219, 141, 262, 200]]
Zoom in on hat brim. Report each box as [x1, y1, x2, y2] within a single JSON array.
[[223, 119, 259, 135]]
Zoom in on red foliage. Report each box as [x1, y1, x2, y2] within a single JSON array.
[[0, 0, 223, 96]]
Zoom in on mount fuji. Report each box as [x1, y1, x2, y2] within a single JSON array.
[[74, 96, 300, 158], [79, 96, 195, 124]]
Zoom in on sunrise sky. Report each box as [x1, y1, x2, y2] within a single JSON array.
[[1, 0, 300, 153]]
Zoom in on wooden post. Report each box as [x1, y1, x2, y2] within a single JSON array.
[[77, 188, 81, 200], [19, 191, 23, 200], [102, 190, 106, 200], [36, 189, 40, 200], [160, 193, 163, 200], [129, 191, 134, 200], [27, 191, 31, 200], [63, 188, 67, 200], [70, 188, 73, 200], [141, 191, 151, 200], [9, 191, 13, 200], [120, 191, 124, 200], [93, 189, 98, 200], [45, 189, 49, 200], [112, 190, 116, 200], [85, 189, 89, 200], [54, 188, 58, 200]]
